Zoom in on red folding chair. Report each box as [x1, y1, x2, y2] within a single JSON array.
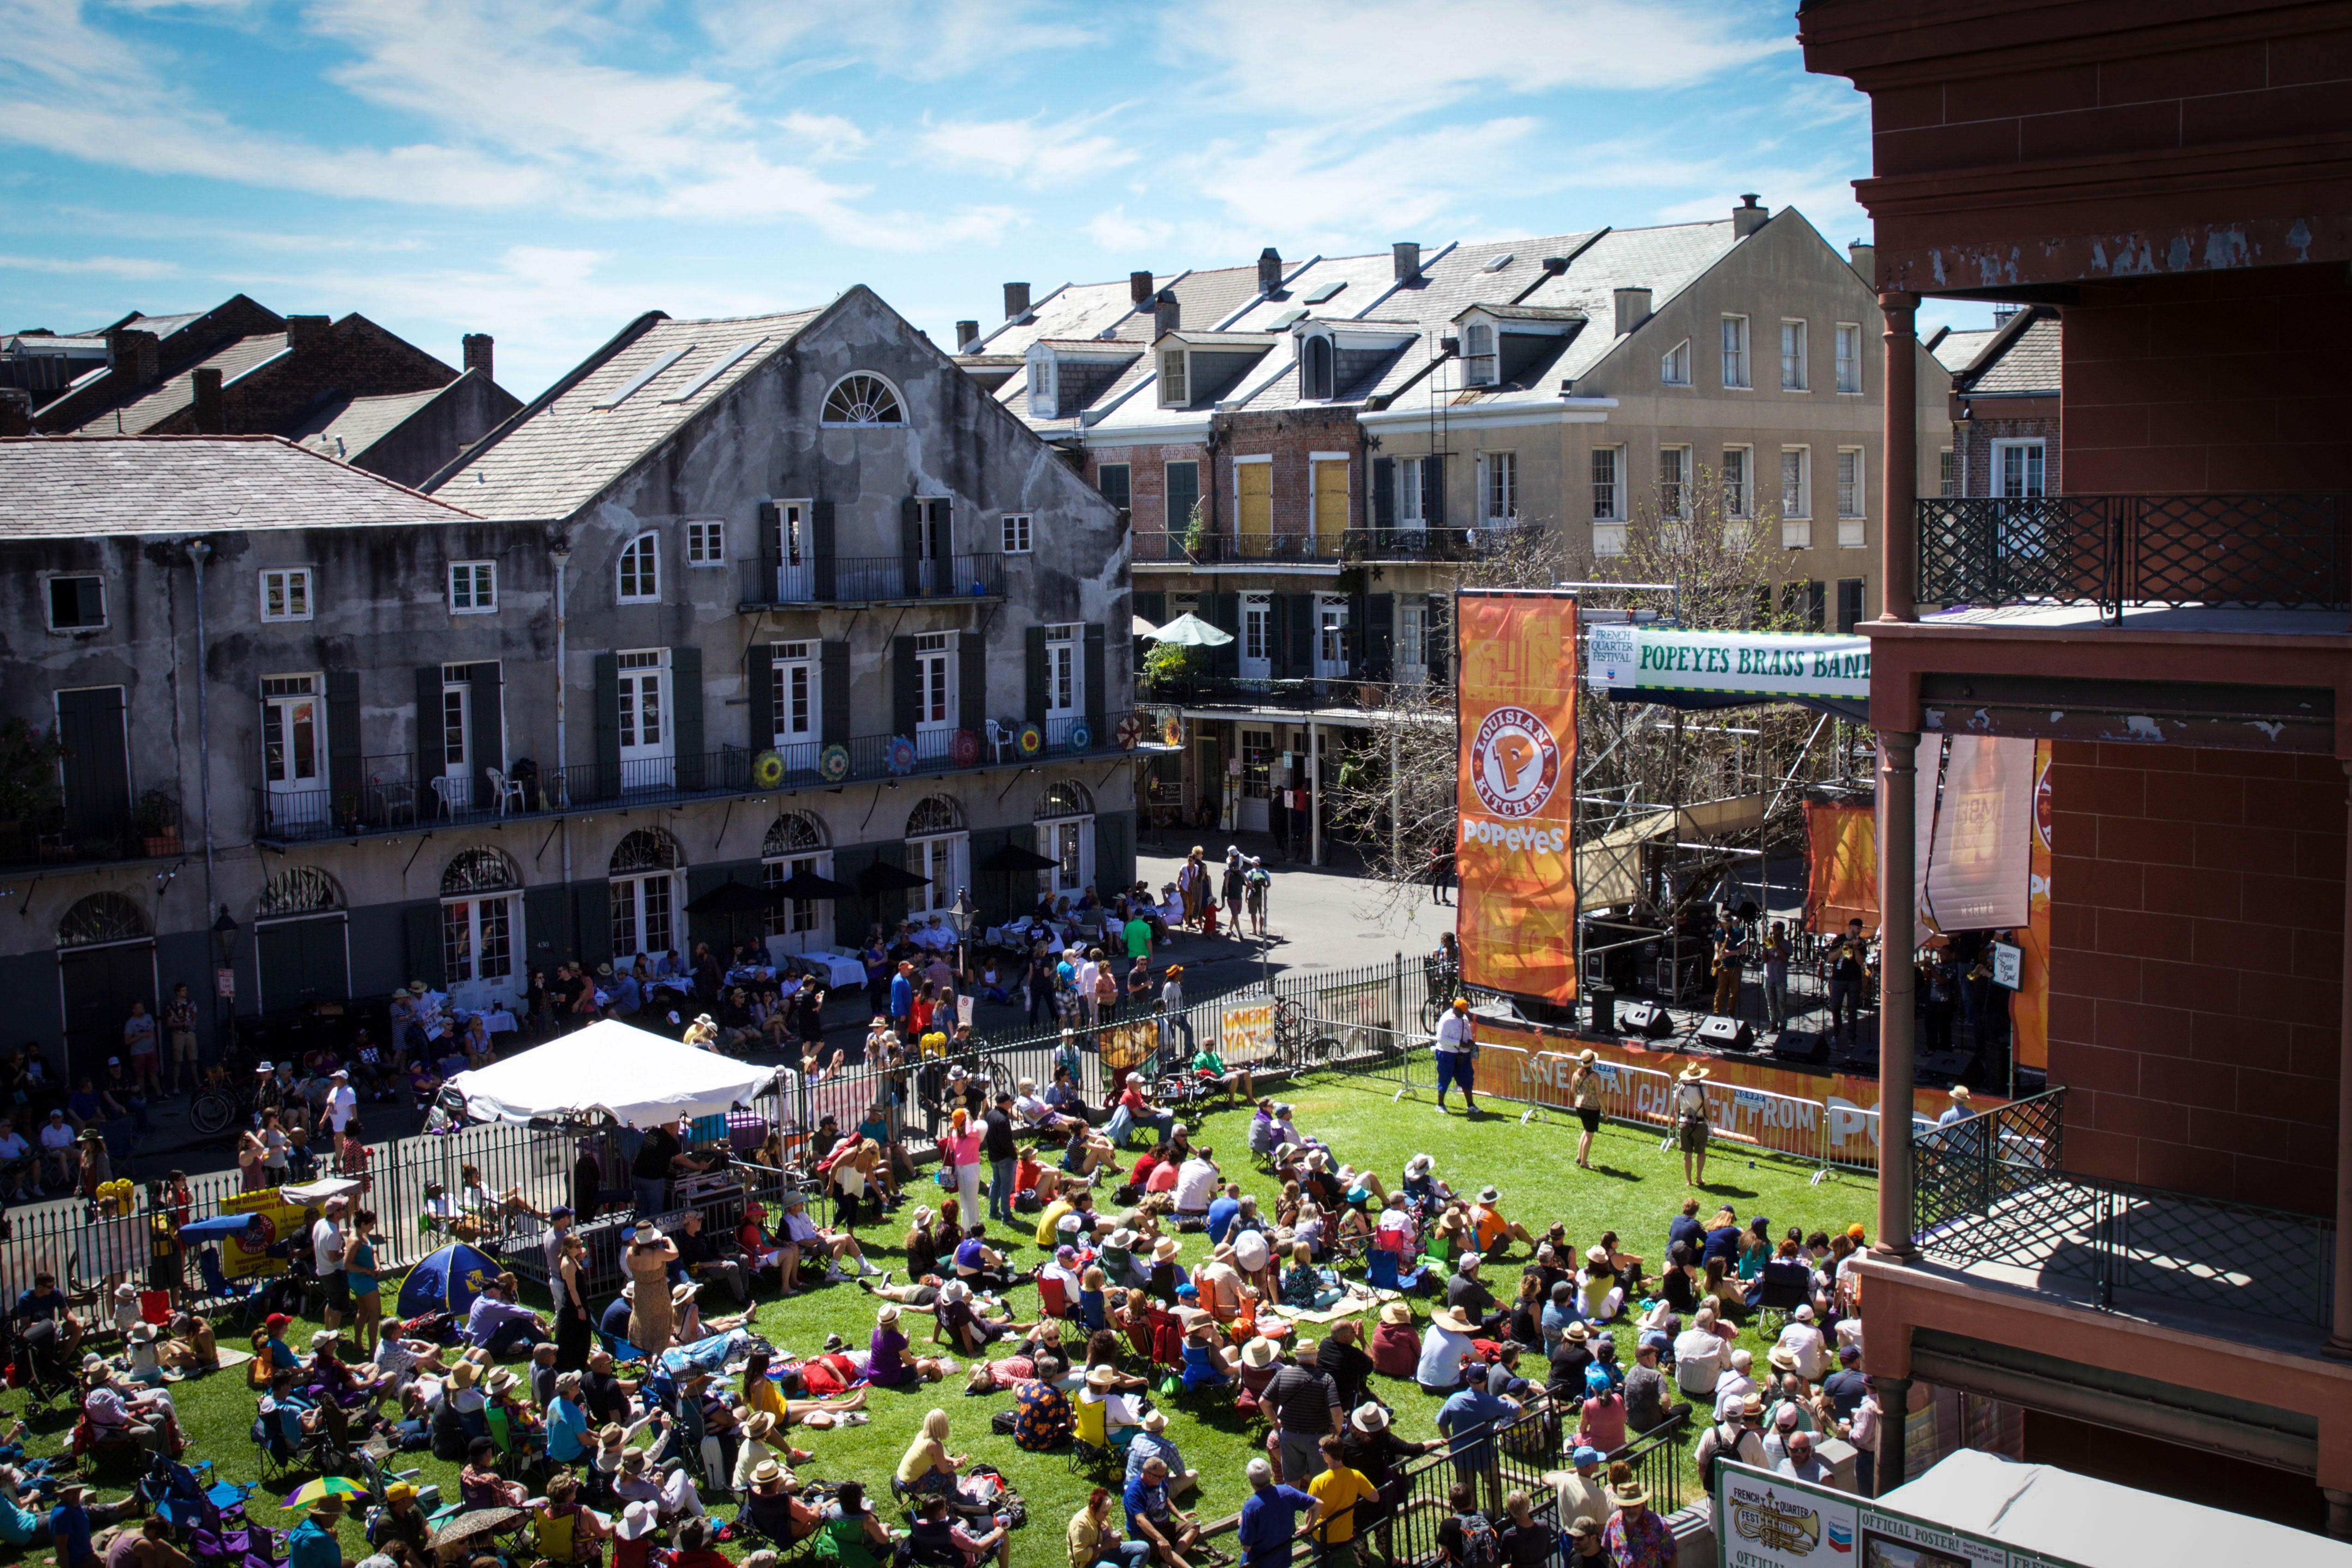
[[1036, 1270, 1071, 1320]]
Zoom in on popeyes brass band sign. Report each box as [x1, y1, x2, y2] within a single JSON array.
[[1589, 626, 1870, 700], [1454, 591, 1578, 1004]]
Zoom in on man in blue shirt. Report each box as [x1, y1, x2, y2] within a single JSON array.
[[10, 1274, 67, 1324], [462, 1276, 546, 1358], [47, 1482, 96, 1568], [1666, 1198, 1706, 1268], [285, 1498, 345, 1568], [888, 961, 915, 1034], [1206, 1184, 1243, 1246], [1235, 1457, 1316, 1568], [1435, 1364, 1520, 1518], [1122, 1457, 1202, 1566]]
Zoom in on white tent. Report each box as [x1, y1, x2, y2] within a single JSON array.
[[1880, 1448, 2352, 1566], [446, 1019, 779, 1128]]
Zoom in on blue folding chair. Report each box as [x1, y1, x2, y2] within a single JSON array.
[[1364, 1246, 1426, 1297]]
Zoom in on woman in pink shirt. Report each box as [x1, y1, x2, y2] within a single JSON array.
[[943, 1109, 983, 1226]]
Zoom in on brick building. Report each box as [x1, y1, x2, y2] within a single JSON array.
[[1930, 305, 2061, 499], [1803, 0, 2352, 1536]]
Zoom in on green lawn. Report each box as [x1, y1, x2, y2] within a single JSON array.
[[3, 1076, 1874, 1565]]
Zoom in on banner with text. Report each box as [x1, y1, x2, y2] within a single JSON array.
[[1919, 735, 2035, 938], [1802, 799, 1878, 936], [1715, 1463, 2050, 1568], [2012, 740, 2053, 1075], [1455, 591, 1579, 1004], [1588, 626, 1869, 700]]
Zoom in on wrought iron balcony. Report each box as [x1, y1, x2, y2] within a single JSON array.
[[1139, 673, 1433, 712], [1911, 1088, 2335, 1329], [737, 553, 1004, 607], [1343, 523, 1547, 562], [1917, 494, 2352, 620]]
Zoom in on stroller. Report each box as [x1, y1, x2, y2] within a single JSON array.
[[6, 1318, 77, 1412]]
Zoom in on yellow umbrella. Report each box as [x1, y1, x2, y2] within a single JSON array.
[[282, 1477, 367, 1508]]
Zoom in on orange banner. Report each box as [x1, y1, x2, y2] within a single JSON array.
[[1454, 591, 1579, 1004], [1803, 799, 1878, 936], [2011, 739, 2052, 1074]]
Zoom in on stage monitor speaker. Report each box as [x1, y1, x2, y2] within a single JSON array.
[[1771, 1029, 1830, 1065], [1620, 1001, 1674, 1039], [1695, 1015, 1756, 1051], [1587, 988, 1617, 1034]]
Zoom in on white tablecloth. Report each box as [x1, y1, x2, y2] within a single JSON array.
[[798, 952, 867, 989], [482, 1009, 518, 1035]]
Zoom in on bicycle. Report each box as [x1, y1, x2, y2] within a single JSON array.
[[1269, 997, 1341, 1073], [189, 1072, 261, 1137]]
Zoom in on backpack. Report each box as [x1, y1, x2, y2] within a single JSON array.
[[1454, 1511, 1500, 1568], [1694, 1419, 1743, 1490]]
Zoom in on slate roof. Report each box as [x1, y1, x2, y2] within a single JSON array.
[[285, 384, 450, 460], [427, 307, 822, 522], [86, 333, 290, 435], [0, 435, 480, 537], [1931, 327, 1996, 372], [1956, 310, 2059, 396]]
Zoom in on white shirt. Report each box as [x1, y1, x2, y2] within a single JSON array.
[[1416, 1323, 1473, 1388], [1673, 1328, 1728, 1395], [1172, 1158, 1218, 1214], [39, 1122, 73, 1153], [0, 1133, 28, 1161], [1712, 1370, 1759, 1420], [312, 1217, 345, 1276], [326, 1084, 358, 1133], [1775, 1321, 1830, 1382], [1433, 1011, 1474, 1051]]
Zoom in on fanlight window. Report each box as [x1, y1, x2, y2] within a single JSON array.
[[258, 867, 342, 918], [1035, 781, 1093, 820], [906, 796, 963, 836], [762, 812, 825, 858], [611, 828, 683, 874], [57, 892, 148, 948], [441, 848, 519, 896], [822, 373, 904, 426]]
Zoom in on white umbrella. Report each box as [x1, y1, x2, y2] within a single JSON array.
[[1146, 611, 1235, 647], [446, 1019, 779, 1127], [1131, 614, 1160, 637]]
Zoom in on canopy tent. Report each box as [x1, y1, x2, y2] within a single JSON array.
[[1131, 614, 1160, 637], [395, 1241, 502, 1319], [445, 1019, 779, 1127], [856, 860, 932, 895], [1879, 1448, 2352, 1566], [1576, 794, 1765, 911], [1587, 625, 1871, 721], [1146, 612, 1235, 647]]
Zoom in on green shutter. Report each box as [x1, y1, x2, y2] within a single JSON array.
[[747, 643, 778, 749], [1371, 457, 1395, 530], [1083, 625, 1106, 739], [900, 497, 922, 598], [672, 646, 704, 788], [1362, 594, 1392, 681], [469, 667, 503, 808], [591, 652, 620, 801], [1095, 811, 1133, 901], [522, 883, 569, 966], [573, 881, 612, 970], [325, 669, 362, 805], [1208, 593, 1240, 680], [821, 642, 849, 745], [1024, 626, 1048, 725], [1285, 594, 1315, 679], [893, 636, 918, 737], [1425, 454, 1446, 528], [404, 903, 444, 988], [812, 499, 837, 600], [1133, 591, 1166, 626], [960, 627, 987, 737], [415, 664, 442, 802]]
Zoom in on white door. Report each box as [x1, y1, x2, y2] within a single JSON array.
[[1239, 727, 1273, 833], [610, 871, 677, 960], [772, 501, 813, 603], [914, 634, 955, 760], [763, 850, 834, 957], [439, 680, 473, 814], [442, 894, 519, 1010], [261, 675, 326, 828], [1314, 597, 1350, 680], [1037, 818, 1093, 900], [908, 834, 965, 915], [618, 650, 672, 789], [1044, 631, 1080, 746], [772, 644, 819, 774], [1240, 596, 1272, 681]]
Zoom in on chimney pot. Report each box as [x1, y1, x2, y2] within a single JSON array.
[[955, 320, 980, 353], [108, 328, 161, 386], [1613, 286, 1653, 338], [1153, 289, 1181, 337], [1732, 194, 1769, 239], [1392, 242, 1422, 284], [1847, 242, 1876, 285], [462, 332, 494, 382], [1257, 248, 1283, 294], [191, 367, 225, 434], [1129, 271, 1155, 306], [285, 314, 330, 352], [1002, 282, 1032, 322], [0, 388, 29, 439]]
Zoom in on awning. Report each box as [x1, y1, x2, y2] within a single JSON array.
[[445, 1019, 779, 1127], [1588, 625, 1869, 718], [1576, 795, 1764, 911]]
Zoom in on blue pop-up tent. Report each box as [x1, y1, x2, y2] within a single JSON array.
[[396, 1241, 501, 1319]]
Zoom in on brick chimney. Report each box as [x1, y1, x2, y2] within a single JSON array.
[[1002, 282, 1031, 322], [1613, 286, 1653, 337], [1392, 242, 1422, 284], [1732, 193, 1769, 238], [108, 328, 160, 387], [954, 320, 980, 352], [1848, 242, 1876, 284], [1153, 289, 1181, 337], [1129, 270, 1155, 306], [462, 333, 494, 381], [285, 314, 330, 352], [0, 389, 29, 439], [191, 366, 225, 433], [1257, 248, 1283, 294]]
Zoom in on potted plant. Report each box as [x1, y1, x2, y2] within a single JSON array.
[[1181, 502, 1209, 562], [0, 718, 63, 833], [132, 787, 181, 856]]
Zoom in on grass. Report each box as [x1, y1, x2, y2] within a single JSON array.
[[1, 1074, 1875, 1565]]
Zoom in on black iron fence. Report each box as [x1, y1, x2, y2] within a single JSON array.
[[1917, 493, 2351, 619], [738, 553, 1004, 607], [1138, 675, 1427, 712]]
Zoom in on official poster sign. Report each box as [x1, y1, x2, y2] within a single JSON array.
[[1589, 627, 1870, 700], [1856, 1508, 2012, 1568], [1717, 1462, 1858, 1565], [1454, 591, 1578, 1004], [1220, 1001, 1274, 1063]]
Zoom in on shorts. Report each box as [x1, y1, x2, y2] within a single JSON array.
[[1434, 1051, 1472, 1096], [1678, 1117, 1710, 1154], [169, 1031, 198, 1061], [323, 1271, 352, 1311], [1577, 1107, 1602, 1134]]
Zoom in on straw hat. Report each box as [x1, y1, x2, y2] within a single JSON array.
[[1239, 1338, 1278, 1370], [1586, 1244, 1610, 1267], [619, 1450, 648, 1474], [1679, 1064, 1710, 1083], [1615, 1483, 1650, 1508], [744, 1412, 779, 1441], [635, 1224, 665, 1245], [1379, 1301, 1413, 1327], [488, 1369, 520, 1395], [1351, 1403, 1389, 1433], [1477, 1186, 1500, 1204], [617, 1503, 659, 1541], [449, 1362, 480, 1390], [1566, 1322, 1590, 1342], [597, 1423, 626, 1447], [1140, 1409, 1167, 1433], [1085, 1367, 1119, 1391], [1738, 1394, 1764, 1420], [752, 1460, 785, 1487], [1404, 1154, 1433, 1177], [1429, 1307, 1473, 1334], [671, 1281, 701, 1306], [878, 1304, 901, 1326], [1152, 1236, 1182, 1263], [1767, 1346, 1800, 1374]]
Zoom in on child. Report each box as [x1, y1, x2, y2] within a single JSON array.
[[1077, 1265, 1108, 1333]]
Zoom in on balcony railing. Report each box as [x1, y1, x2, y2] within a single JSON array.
[[1910, 1087, 2337, 1329], [738, 553, 1004, 607], [1344, 523, 1547, 562], [1140, 674, 1437, 712], [252, 715, 1154, 844], [1132, 524, 1547, 567], [0, 798, 186, 872], [1918, 494, 2352, 620]]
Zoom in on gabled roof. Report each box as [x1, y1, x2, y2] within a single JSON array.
[[0, 435, 480, 537], [1930, 327, 1996, 372], [984, 262, 1279, 429], [1952, 307, 2058, 397], [426, 306, 823, 521], [286, 383, 456, 460], [95, 333, 289, 434]]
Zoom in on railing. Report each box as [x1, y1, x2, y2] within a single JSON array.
[[252, 714, 1156, 844], [738, 553, 1004, 607], [1918, 494, 2352, 620], [1140, 675, 1430, 711], [1345, 523, 1547, 562], [1911, 1087, 2339, 1329], [0, 799, 187, 872], [1129, 530, 1348, 565]]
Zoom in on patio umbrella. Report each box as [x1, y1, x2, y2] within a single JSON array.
[[771, 867, 857, 900], [431, 1508, 524, 1549], [283, 1478, 368, 1508], [1131, 614, 1160, 637], [684, 876, 774, 949], [856, 861, 932, 895], [1144, 611, 1234, 647], [978, 842, 1060, 872]]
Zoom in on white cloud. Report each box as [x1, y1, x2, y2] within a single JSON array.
[[777, 111, 868, 160], [917, 112, 1136, 188], [1177, 118, 1545, 246], [0, 252, 179, 278], [698, 0, 1101, 81], [1083, 205, 1171, 251]]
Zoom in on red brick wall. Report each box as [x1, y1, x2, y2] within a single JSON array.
[[2046, 740, 2344, 1213], [2062, 264, 2352, 492], [1209, 407, 1363, 541], [1086, 440, 1207, 541], [1956, 412, 2060, 498]]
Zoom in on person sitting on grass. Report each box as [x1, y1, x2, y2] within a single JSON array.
[[953, 1225, 1019, 1294], [1281, 1242, 1344, 1312], [910, 1493, 1011, 1568], [868, 1303, 950, 1387], [460, 1436, 528, 1509], [1468, 1187, 1535, 1257], [1576, 1245, 1626, 1324], [1400, 1153, 1453, 1215], [933, 1281, 1032, 1357]]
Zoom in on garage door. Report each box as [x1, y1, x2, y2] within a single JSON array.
[[57, 940, 156, 1082], [255, 916, 351, 1013]]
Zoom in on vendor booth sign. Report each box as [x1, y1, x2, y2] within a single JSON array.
[[1717, 1464, 2033, 1568], [217, 1187, 317, 1279], [1590, 627, 1870, 700]]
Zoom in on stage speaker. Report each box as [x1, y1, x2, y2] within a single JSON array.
[[1620, 1001, 1674, 1039], [1587, 988, 1617, 1034], [1771, 1029, 1830, 1065], [1695, 1015, 1756, 1051]]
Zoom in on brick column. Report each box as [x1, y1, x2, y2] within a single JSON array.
[[1879, 292, 1920, 623], [2331, 760, 2352, 1360], [1875, 731, 1920, 1262]]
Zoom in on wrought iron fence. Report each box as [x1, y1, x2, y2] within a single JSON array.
[[1917, 493, 2350, 619]]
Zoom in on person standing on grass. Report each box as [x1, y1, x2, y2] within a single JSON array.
[[1244, 857, 1270, 937], [1433, 998, 1478, 1115], [1568, 1049, 1604, 1170], [1672, 1065, 1712, 1187]]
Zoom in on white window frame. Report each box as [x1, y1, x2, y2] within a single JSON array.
[[1001, 513, 1033, 554], [448, 560, 497, 614], [684, 519, 726, 567], [1836, 448, 1866, 519], [44, 574, 107, 632], [617, 532, 660, 604], [912, 631, 957, 758], [1314, 595, 1350, 678], [1240, 594, 1272, 680], [1479, 450, 1516, 523], [771, 641, 819, 763], [259, 567, 312, 623], [609, 866, 678, 960], [1781, 446, 1812, 519], [1659, 445, 1690, 520], [1994, 439, 2048, 499], [1158, 349, 1188, 408], [1462, 323, 1498, 387], [1835, 323, 1862, 394], [1590, 445, 1623, 522], [1781, 318, 1808, 391], [615, 647, 672, 783], [1660, 338, 1691, 387], [1721, 314, 1749, 390], [1398, 457, 1426, 526], [1027, 354, 1057, 419], [1397, 600, 1426, 677], [1722, 447, 1752, 519], [1043, 623, 1083, 746]]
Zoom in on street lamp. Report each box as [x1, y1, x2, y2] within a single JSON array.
[[211, 905, 240, 1060], [950, 889, 976, 982]]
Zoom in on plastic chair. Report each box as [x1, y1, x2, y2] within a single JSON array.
[[428, 776, 459, 819], [487, 768, 528, 816], [1068, 1394, 1117, 1477], [983, 721, 1015, 763]]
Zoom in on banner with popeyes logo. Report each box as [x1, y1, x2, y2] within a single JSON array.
[[1454, 589, 1578, 1004]]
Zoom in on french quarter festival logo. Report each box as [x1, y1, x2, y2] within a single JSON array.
[[1469, 706, 1561, 820]]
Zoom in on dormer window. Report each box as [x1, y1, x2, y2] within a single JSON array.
[[1462, 323, 1497, 387], [1026, 353, 1058, 420], [1302, 335, 1334, 401], [1159, 349, 1188, 407]]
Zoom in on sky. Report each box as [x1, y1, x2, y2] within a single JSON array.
[[0, 0, 1994, 399]]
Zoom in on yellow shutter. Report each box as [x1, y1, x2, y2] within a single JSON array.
[[1237, 462, 1272, 557], [1311, 460, 1347, 550]]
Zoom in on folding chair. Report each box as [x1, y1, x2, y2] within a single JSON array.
[[1035, 1271, 1071, 1321], [1067, 1394, 1118, 1478], [1363, 1246, 1426, 1298], [1751, 1260, 1812, 1339]]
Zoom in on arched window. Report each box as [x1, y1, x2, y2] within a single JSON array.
[[610, 829, 685, 958], [1033, 781, 1093, 820], [904, 795, 966, 916], [441, 848, 519, 896], [1462, 323, 1497, 387], [617, 531, 660, 603], [821, 373, 905, 426], [57, 892, 148, 948], [440, 849, 520, 995], [1302, 335, 1334, 401], [761, 811, 832, 944], [258, 867, 342, 918], [1032, 782, 1096, 901]]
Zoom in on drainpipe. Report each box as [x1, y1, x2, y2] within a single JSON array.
[[187, 540, 220, 1043], [552, 544, 573, 953]]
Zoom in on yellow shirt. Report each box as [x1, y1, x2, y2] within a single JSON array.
[[743, 1375, 789, 1424], [1308, 1466, 1379, 1544], [1036, 1198, 1074, 1248]]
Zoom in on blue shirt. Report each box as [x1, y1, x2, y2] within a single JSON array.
[[0, 1494, 42, 1546], [1667, 1214, 1707, 1266], [889, 974, 913, 1017], [10, 1288, 63, 1322], [1236, 1484, 1317, 1568], [1206, 1196, 1242, 1245], [1122, 1473, 1169, 1534], [48, 1501, 91, 1564], [1436, 1386, 1514, 1468], [286, 1516, 342, 1568], [613, 976, 641, 1014], [599, 1296, 635, 1342], [1701, 1226, 1743, 1268], [546, 1395, 589, 1462]]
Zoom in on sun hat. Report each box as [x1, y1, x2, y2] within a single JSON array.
[[617, 1503, 659, 1541], [1615, 1483, 1650, 1508], [1153, 1236, 1182, 1262], [1679, 1064, 1710, 1082], [635, 1224, 665, 1245], [1404, 1154, 1433, 1176], [1239, 1337, 1278, 1370], [744, 1412, 779, 1440], [1430, 1306, 1474, 1334], [1140, 1409, 1167, 1433], [1477, 1186, 1500, 1203], [1379, 1301, 1413, 1327], [671, 1281, 701, 1305], [1739, 1394, 1764, 1419], [1587, 1244, 1610, 1266], [1576, 1048, 1598, 1064], [1767, 1346, 1800, 1373], [1085, 1367, 1119, 1390], [1351, 1403, 1390, 1434], [1566, 1322, 1590, 1342], [489, 1369, 520, 1394]]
